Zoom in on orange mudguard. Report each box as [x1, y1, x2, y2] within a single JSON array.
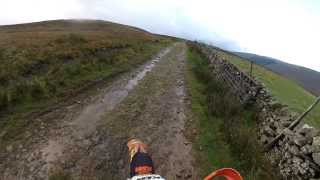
[[204, 168, 243, 180]]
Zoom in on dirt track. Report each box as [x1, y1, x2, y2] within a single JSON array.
[[1, 42, 197, 179]]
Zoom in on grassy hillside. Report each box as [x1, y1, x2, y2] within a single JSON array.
[[0, 20, 170, 110], [0, 19, 171, 142], [235, 52, 320, 96], [213, 49, 320, 128]]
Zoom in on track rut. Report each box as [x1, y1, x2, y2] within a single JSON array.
[[1, 42, 198, 180]]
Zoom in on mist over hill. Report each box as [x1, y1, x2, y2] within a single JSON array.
[[234, 52, 320, 96]]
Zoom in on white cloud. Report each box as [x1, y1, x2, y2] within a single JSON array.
[[0, 0, 319, 71], [0, 0, 84, 24]]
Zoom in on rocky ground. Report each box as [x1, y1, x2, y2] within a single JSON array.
[[0, 42, 198, 179]]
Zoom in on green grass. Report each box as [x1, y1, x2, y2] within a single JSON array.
[[49, 172, 72, 180], [185, 50, 234, 175], [215, 50, 320, 128], [187, 52, 233, 174], [185, 46, 280, 179]]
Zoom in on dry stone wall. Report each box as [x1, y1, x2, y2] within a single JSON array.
[[191, 42, 320, 179]]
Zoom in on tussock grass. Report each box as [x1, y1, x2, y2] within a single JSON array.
[[0, 20, 169, 111], [185, 45, 280, 179]]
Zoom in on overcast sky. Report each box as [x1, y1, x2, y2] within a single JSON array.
[[1, 0, 320, 72]]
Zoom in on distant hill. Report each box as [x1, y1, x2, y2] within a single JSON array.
[[0, 19, 149, 33], [234, 52, 320, 96]]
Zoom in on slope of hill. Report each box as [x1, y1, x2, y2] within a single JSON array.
[[234, 52, 320, 96]]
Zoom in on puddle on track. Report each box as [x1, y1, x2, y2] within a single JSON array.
[[71, 47, 171, 137]]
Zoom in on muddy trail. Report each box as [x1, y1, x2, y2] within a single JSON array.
[[1, 42, 198, 180]]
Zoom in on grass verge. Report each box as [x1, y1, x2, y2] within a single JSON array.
[[185, 45, 280, 179], [49, 171, 72, 180]]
